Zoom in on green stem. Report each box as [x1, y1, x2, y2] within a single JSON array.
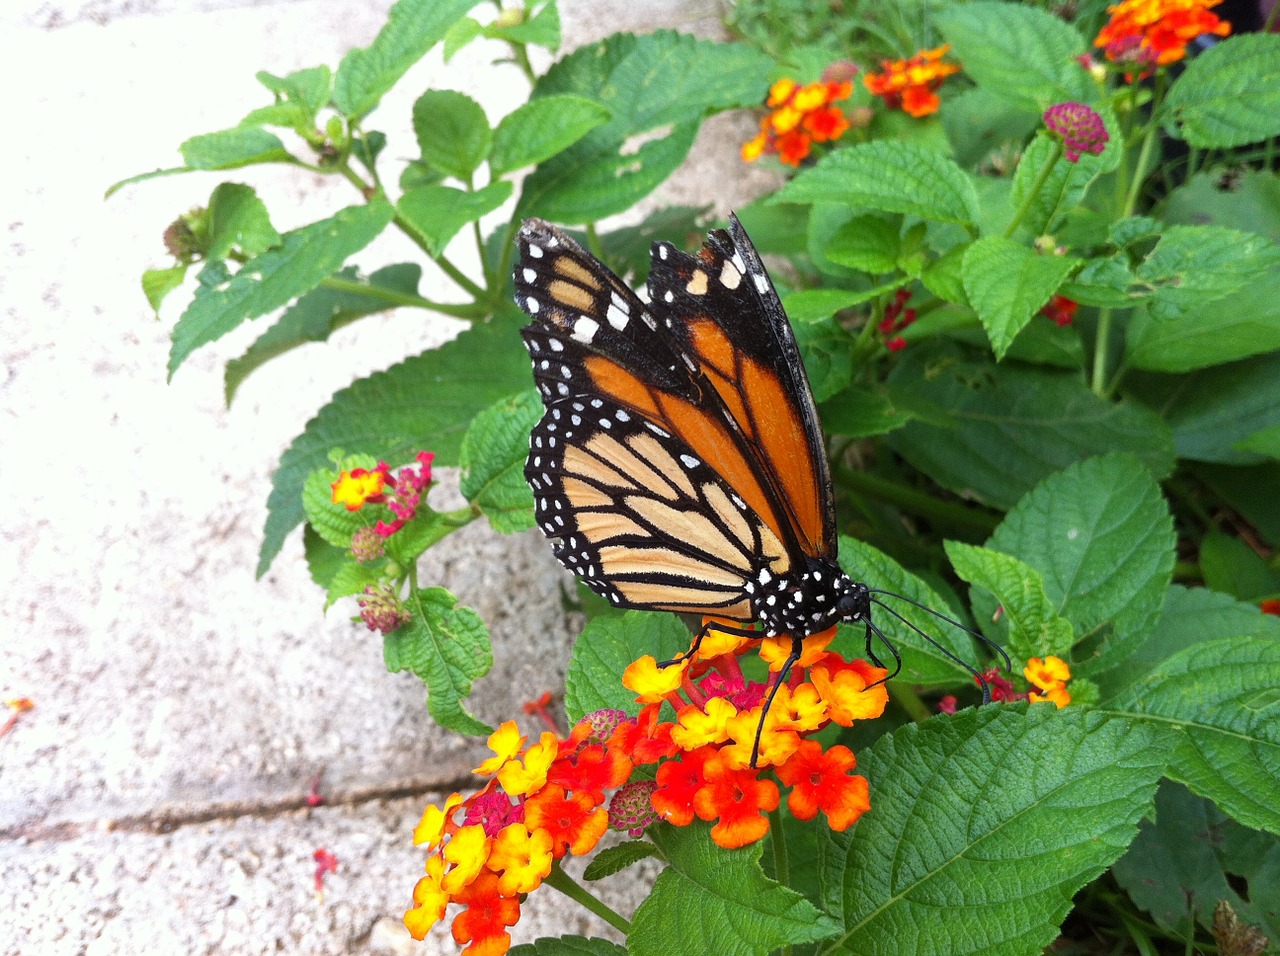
[[889, 682, 933, 723], [584, 222, 605, 260], [1122, 92, 1163, 217], [1003, 139, 1061, 238], [768, 807, 793, 956], [835, 465, 1000, 536], [1091, 306, 1113, 396], [318, 275, 485, 320], [542, 863, 631, 936]]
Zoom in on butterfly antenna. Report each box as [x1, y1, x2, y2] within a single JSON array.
[[869, 596, 1005, 705], [750, 636, 803, 769], [863, 620, 902, 687], [868, 590, 1013, 671]]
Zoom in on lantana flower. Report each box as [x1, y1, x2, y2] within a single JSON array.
[[1095, 0, 1230, 69], [742, 68, 856, 167], [1040, 294, 1079, 327], [1043, 103, 1109, 163], [877, 288, 917, 352], [863, 45, 960, 117]]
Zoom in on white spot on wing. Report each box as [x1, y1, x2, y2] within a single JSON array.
[[572, 317, 599, 344], [753, 272, 769, 294], [529, 244, 544, 258], [719, 260, 742, 290], [526, 297, 540, 314], [523, 268, 537, 283]]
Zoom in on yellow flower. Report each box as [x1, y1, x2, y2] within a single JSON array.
[[441, 824, 490, 894], [622, 654, 685, 703], [475, 721, 525, 775], [496, 731, 558, 796], [1024, 655, 1071, 691], [412, 792, 462, 848], [670, 697, 738, 750], [403, 855, 449, 940], [488, 823, 555, 896]]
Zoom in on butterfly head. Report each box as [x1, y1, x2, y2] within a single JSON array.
[[750, 559, 871, 639]]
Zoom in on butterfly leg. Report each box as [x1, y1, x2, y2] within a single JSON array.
[[750, 634, 804, 769], [657, 618, 759, 670]]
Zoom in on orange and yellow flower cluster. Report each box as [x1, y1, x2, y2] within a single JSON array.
[[1024, 655, 1072, 707], [741, 75, 855, 167], [623, 624, 887, 847], [404, 623, 889, 954], [1095, 0, 1230, 69], [862, 45, 960, 118]]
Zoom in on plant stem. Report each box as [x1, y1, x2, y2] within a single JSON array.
[[542, 863, 632, 936], [835, 465, 1001, 536], [318, 275, 485, 319], [1091, 306, 1114, 395], [889, 682, 934, 723], [1003, 139, 1061, 238], [768, 807, 793, 956]]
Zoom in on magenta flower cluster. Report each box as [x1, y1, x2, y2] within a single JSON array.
[[1043, 102, 1109, 162]]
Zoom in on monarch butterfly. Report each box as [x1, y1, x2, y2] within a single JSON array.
[[514, 214, 1004, 763]]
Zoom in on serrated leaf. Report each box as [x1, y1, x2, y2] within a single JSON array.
[[142, 265, 187, 314], [1106, 636, 1280, 835], [225, 263, 422, 404], [1113, 782, 1280, 943], [517, 31, 771, 223], [1165, 34, 1280, 148], [258, 316, 530, 576], [484, 0, 560, 48], [793, 318, 853, 403], [169, 201, 394, 377], [961, 237, 1080, 359], [304, 523, 349, 590], [885, 346, 1175, 510], [1127, 268, 1280, 372], [459, 391, 540, 533], [489, 95, 612, 176], [839, 537, 983, 688], [385, 586, 492, 736], [936, 1, 1092, 110], [412, 89, 491, 180], [324, 561, 382, 611], [1059, 255, 1139, 308], [509, 938, 626, 956], [1008, 124, 1120, 237], [1137, 225, 1280, 320], [824, 706, 1174, 956], [630, 824, 840, 956], [986, 453, 1175, 676], [1110, 215, 1162, 248], [1200, 531, 1280, 601], [822, 214, 901, 274], [582, 840, 660, 881], [332, 0, 480, 119], [442, 17, 482, 61], [179, 126, 293, 169], [397, 181, 512, 257], [205, 182, 281, 261], [776, 141, 979, 227], [781, 285, 900, 322], [563, 612, 690, 723], [1153, 352, 1280, 465], [921, 244, 968, 306], [946, 541, 1075, 663], [256, 65, 333, 117]]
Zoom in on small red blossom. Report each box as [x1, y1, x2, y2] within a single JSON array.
[[523, 784, 608, 859], [878, 288, 917, 352], [693, 753, 780, 849], [305, 769, 325, 808], [313, 848, 339, 899], [937, 694, 958, 715], [357, 584, 411, 634], [978, 667, 1022, 702], [864, 45, 960, 117], [1261, 599, 1280, 615], [1, 697, 34, 738], [1040, 295, 1079, 326], [1043, 103, 1109, 162], [522, 691, 560, 735]]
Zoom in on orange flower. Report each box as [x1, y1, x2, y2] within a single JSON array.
[[330, 466, 388, 510], [863, 45, 960, 117], [523, 784, 609, 858], [1096, 0, 1230, 67], [1024, 655, 1072, 708], [693, 752, 780, 849], [742, 70, 856, 167], [776, 740, 871, 831]]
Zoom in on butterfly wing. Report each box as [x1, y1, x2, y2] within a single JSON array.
[[515, 217, 830, 619]]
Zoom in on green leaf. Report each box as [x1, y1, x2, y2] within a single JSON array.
[[225, 264, 422, 404], [412, 89, 491, 180], [776, 141, 979, 227], [332, 0, 481, 119], [1097, 585, 1280, 700], [921, 244, 968, 306], [459, 392, 540, 533], [442, 17, 483, 62], [204, 182, 281, 261], [1137, 225, 1280, 320], [793, 318, 854, 403], [1163, 169, 1280, 240], [1008, 125, 1120, 237], [517, 31, 771, 223], [936, 1, 1092, 110], [782, 284, 901, 322], [819, 389, 914, 439], [396, 181, 512, 257], [1113, 782, 1280, 943], [179, 126, 293, 169], [304, 523, 349, 590], [1200, 532, 1280, 601], [961, 236, 1080, 359], [1127, 268, 1280, 372], [824, 706, 1173, 956], [384, 586, 492, 736], [597, 205, 712, 283], [489, 95, 611, 176], [563, 612, 689, 723], [324, 561, 382, 611], [1059, 255, 1139, 308], [821, 214, 901, 274], [1236, 421, 1280, 459], [169, 201, 394, 377], [142, 265, 187, 314], [258, 316, 530, 575], [256, 65, 333, 117], [885, 346, 1175, 510], [1110, 215, 1163, 249], [1165, 34, 1280, 148], [945, 541, 1075, 663], [582, 840, 660, 881], [1196, 462, 1280, 547], [1106, 636, 1280, 835], [630, 824, 840, 956], [986, 453, 1175, 676], [839, 537, 983, 688], [1149, 352, 1280, 465], [509, 938, 626, 956], [941, 87, 1042, 169], [484, 0, 560, 49]]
